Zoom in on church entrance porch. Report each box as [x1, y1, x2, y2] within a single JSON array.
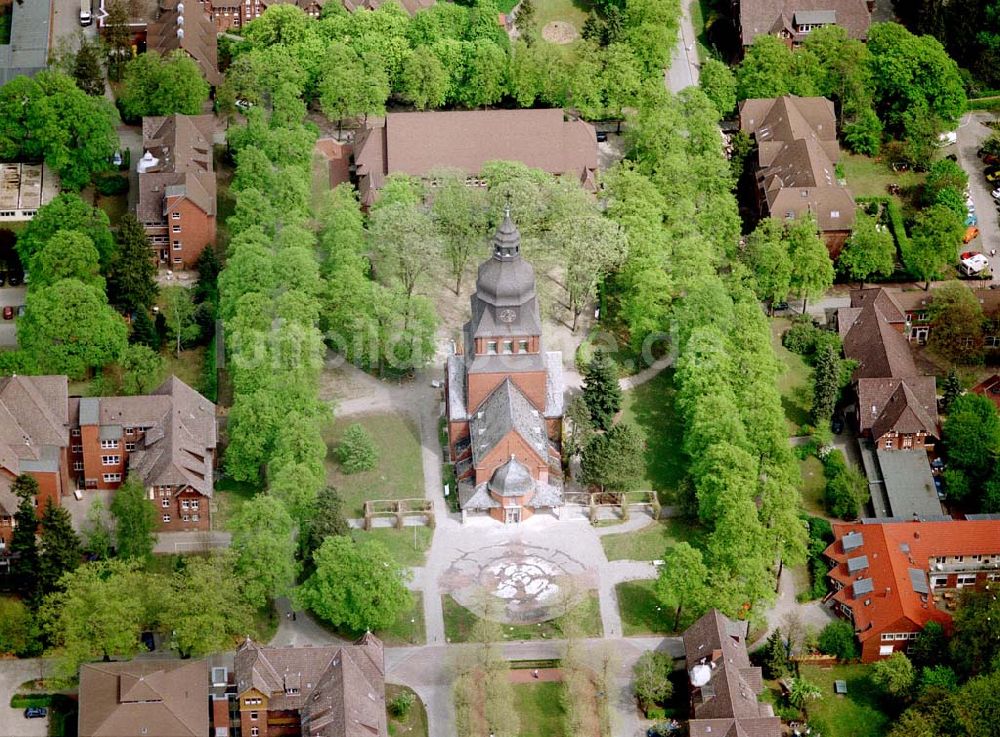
[[504, 506, 522, 524]]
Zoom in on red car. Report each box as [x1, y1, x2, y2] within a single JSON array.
[[2, 306, 13, 320]]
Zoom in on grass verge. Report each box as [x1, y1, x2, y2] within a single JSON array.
[[616, 579, 674, 636], [351, 526, 432, 568], [387, 684, 428, 737], [442, 592, 603, 643], [513, 681, 566, 737], [770, 318, 812, 433], [601, 519, 706, 561]]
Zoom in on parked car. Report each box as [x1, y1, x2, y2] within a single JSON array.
[[141, 631, 155, 651], [992, 187, 1000, 200], [966, 212, 978, 226], [964, 226, 981, 244], [17, 304, 25, 317], [0, 271, 5, 287], [7, 271, 21, 286], [596, 131, 608, 143], [2, 306, 13, 320], [772, 300, 789, 311], [986, 168, 1000, 183], [831, 416, 844, 434], [981, 150, 1000, 165], [111, 150, 123, 167], [936, 131, 958, 147], [934, 475, 945, 500], [23, 707, 46, 719]]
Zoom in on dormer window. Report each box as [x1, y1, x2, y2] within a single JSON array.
[[487, 341, 498, 355]]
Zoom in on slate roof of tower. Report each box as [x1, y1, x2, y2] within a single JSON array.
[[469, 379, 549, 466], [488, 456, 536, 497]]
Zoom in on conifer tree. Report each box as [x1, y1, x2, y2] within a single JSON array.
[[942, 369, 962, 413], [108, 213, 158, 313], [73, 39, 105, 96], [38, 499, 82, 593], [582, 350, 621, 431], [10, 475, 41, 602], [129, 308, 160, 350]]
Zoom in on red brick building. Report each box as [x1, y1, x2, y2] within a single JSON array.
[[234, 634, 388, 737], [445, 213, 564, 524], [138, 114, 217, 270], [0, 375, 217, 551], [825, 519, 1000, 662]]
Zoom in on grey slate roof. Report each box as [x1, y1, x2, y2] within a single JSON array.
[[469, 379, 548, 466], [138, 115, 217, 224], [875, 448, 943, 520], [488, 457, 536, 497]]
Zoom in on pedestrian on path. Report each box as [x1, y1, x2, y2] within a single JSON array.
[[532, 669, 539, 679]]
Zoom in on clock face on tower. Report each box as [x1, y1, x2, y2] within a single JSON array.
[[498, 308, 517, 323]]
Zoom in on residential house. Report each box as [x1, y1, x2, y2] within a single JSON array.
[[445, 213, 564, 524], [0, 375, 73, 549], [682, 609, 782, 737], [199, 0, 327, 32], [972, 374, 1000, 411], [97, 0, 221, 86], [733, 0, 872, 49], [825, 518, 1000, 662], [147, 0, 223, 87], [234, 634, 389, 737], [838, 288, 939, 452], [78, 659, 209, 737], [739, 95, 856, 256], [874, 285, 1000, 348], [352, 109, 598, 207], [138, 114, 217, 270], [0, 374, 216, 551], [0, 163, 59, 222]]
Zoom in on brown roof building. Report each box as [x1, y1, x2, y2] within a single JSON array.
[[0, 375, 72, 549], [739, 95, 856, 257], [0, 374, 216, 552], [733, 0, 872, 48], [353, 109, 598, 207], [682, 609, 782, 737], [838, 288, 939, 452], [234, 634, 388, 737], [825, 519, 1000, 662], [146, 0, 223, 87], [138, 114, 217, 270], [78, 659, 209, 737], [341, 0, 433, 12]]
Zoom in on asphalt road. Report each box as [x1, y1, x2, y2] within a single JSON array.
[[50, 0, 98, 54], [956, 112, 1000, 284], [664, 0, 700, 93], [0, 285, 26, 348]]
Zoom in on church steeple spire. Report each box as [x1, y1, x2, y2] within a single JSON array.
[[492, 207, 521, 261]]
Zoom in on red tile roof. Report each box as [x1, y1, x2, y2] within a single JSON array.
[[825, 520, 1000, 643]]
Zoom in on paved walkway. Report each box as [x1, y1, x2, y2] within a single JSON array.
[[664, 0, 700, 92], [750, 565, 835, 652]]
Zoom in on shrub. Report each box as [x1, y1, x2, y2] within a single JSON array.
[[817, 620, 858, 661], [645, 705, 666, 720], [94, 173, 129, 195], [336, 424, 378, 474], [389, 689, 415, 718], [633, 651, 673, 707], [782, 317, 819, 355]]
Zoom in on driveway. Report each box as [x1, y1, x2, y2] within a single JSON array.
[[0, 659, 48, 737], [956, 112, 1000, 283], [51, 0, 98, 51], [0, 286, 26, 348], [664, 0, 700, 92]]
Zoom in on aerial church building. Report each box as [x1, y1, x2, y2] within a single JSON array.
[[445, 212, 565, 523]]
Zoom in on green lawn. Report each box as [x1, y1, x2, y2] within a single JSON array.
[[839, 153, 927, 201], [96, 191, 128, 226], [616, 580, 674, 636], [160, 346, 207, 393], [387, 684, 429, 737], [513, 682, 566, 737], [351, 527, 432, 568], [618, 369, 685, 503], [601, 519, 706, 561], [770, 318, 812, 433], [442, 592, 603, 643], [324, 413, 424, 518], [800, 664, 890, 737], [799, 456, 826, 516], [533, 0, 592, 33]]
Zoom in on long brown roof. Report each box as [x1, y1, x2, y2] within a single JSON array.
[[354, 109, 598, 205], [738, 0, 871, 46], [235, 634, 388, 737], [740, 96, 855, 233], [146, 0, 222, 86], [138, 115, 217, 223], [683, 610, 782, 737], [341, 0, 433, 13], [78, 659, 209, 737]]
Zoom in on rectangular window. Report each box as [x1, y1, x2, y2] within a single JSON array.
[[171, 212, 180, 220], [192, 514, 199, 521], [125, 442, 136, 451], [191, 500, 199, 510], [251, 728, 259, 737], [72, 445, 82, 453], [162, 498, 170, 508], [487, 341, 498, 355], [125, 427, 134, 435], [972, 555, 983, 562], [933, 576, 948, 587], [250, 712, 258, 720], [173, 257, 182, 264], [879, 645, 894, 656], [162, 514, 171, 523], [102, 473, 121, 483], [956, 556, 964, 563], [73, 462, 83, 471], [172, 225, 181, 233], [502, 340, 513, 354], [181, 500, 189, 510], [160, 489, 170, 497], [101, 455, 120, 466], [884, 436, 893, 449], [958, 575, 977, 586], [182, 515, 190, 522], [518, 340, 529, 353], [172, 241, 182, 250], [71, 428, 80, 437], [100, 439, 118, 449], [881, 633, 893, 641]]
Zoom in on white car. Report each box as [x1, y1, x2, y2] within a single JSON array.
[[936, 131, 958, 147], [992, 188, 1000, 200]]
